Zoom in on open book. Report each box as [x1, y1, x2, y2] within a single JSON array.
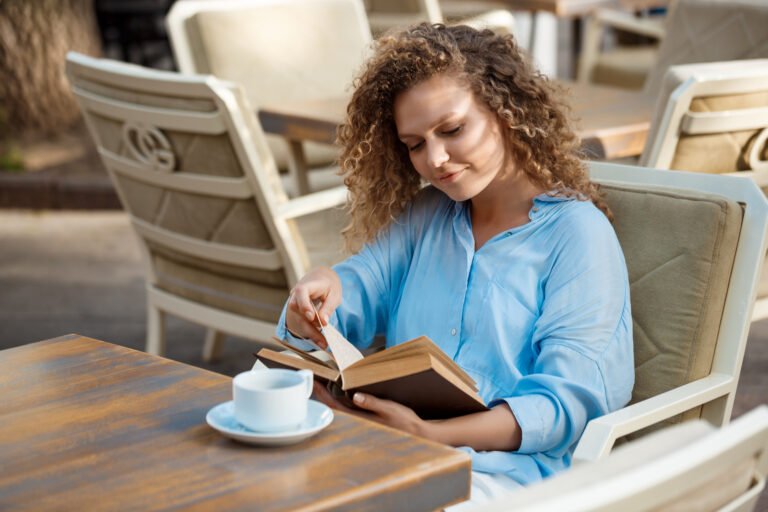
[[256, 323, 487, 419]]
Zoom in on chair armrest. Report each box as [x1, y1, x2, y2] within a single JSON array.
[[593, 8, 666, 39], [723, 170, 768, 188], [572, 372, 733, 464], [275, 185, 348, 220]]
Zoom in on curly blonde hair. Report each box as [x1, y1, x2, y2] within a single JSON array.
[[338, 23, 607, 252]]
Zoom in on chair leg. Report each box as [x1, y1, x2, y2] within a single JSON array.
[[146, 303, 166, 356], [203, 329, 226, 363]]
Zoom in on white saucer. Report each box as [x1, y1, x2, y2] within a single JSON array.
[[206, 400, 333, 446]]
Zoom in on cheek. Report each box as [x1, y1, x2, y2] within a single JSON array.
[[459, 124, 504, 169], [409, 153, 430, 178]]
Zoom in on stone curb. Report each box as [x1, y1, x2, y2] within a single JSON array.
[[0, 173, 120, 210]]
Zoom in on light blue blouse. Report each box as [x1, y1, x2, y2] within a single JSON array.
[[276, 186, 634, 485]]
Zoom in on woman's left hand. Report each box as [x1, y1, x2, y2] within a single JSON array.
[[312, 382, 426, 437]]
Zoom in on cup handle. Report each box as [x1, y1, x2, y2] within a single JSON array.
[[298, 369, 313, 398]]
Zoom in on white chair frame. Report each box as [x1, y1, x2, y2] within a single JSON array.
[[573, 162, 768, 463], [479, 405, 768, 512]]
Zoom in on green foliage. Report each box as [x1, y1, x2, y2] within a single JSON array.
[[0, 106, 24, 172], [0, 143, 24, 172]]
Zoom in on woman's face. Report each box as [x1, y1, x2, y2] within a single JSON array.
[[393, 74, 508, 202]]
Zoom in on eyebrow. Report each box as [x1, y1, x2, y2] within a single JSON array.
[[397, 112, 462, 139]]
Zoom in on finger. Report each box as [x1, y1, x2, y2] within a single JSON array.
[[352, 393, 389, 414], [317, 289, 340, 326], [290, 286, 318, 321], [312, 382, 355, 413], [297, 317, 327, 348]]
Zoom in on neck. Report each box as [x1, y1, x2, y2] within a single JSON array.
[[470, 170, 544, 226]]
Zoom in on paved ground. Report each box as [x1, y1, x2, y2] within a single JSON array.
[[1, 209, 766, 509]]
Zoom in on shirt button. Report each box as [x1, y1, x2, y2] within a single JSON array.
[[450, 328, 457, 336], [532, 207, 539, 213]]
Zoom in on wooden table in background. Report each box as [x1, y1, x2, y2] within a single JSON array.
[[259, 81, 654, 194], [496, 0, 668, 16], [489, 0, 670, 67], [0, 335, 471, 511]]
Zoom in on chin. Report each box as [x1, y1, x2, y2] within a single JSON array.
[[437, 186, 473, 202]]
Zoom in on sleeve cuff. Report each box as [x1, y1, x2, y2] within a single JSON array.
[[492, 395, 556, 454]]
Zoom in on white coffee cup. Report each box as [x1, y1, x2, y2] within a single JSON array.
[[232, 368, 313, 432]]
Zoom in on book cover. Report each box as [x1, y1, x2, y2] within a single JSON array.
[[256, 324, 487, 419]]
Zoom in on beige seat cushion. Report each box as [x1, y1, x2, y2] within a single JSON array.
[[602, 183, 743, 434], [671, 91, 768, 173], [149, 206, 347, 324]]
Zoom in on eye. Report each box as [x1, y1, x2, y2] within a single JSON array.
[[407, 140, 424, 152], [442, 125, 463, 136]]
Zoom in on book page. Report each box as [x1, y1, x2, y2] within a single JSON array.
[[273, 337, 337, 369], [321, 323, 364, 372]]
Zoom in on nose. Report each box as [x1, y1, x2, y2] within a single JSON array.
[[426, 140, 449, 169]]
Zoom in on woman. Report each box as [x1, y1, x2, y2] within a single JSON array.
[[278, 23, 633, 504]]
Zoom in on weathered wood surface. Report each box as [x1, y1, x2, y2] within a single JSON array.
[[0, 335, 471, 511], [258, 81, 654, 162]]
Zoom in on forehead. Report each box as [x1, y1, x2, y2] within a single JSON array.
[[393, 74, 479, 134]]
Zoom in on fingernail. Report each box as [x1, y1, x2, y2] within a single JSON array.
[[322, 314, 329, 325], [353, 393, 364, 404], [305, 311, 314, 320]]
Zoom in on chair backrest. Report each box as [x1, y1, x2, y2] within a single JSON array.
[[643, 0, 768, 96], [167, 0, 372, 106], [364, 0, 443, 34], [584, 163, 768, 446], [478, 405, 768, 512], [641, 59, 768, 181], [166, 0, 372, 170], [65, 52, 314, 326]]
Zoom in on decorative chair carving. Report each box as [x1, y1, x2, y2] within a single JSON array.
[[66, 52, 348, 361]]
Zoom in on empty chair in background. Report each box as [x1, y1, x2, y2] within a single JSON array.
[[640, 59, 768, 321], [579, 0, 768, 94], [166, 0, 373, 195], [578, 2, 667, 89], [66, 52, 348, 362], [364, 0, 515, 37]]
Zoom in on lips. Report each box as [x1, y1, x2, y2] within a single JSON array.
[[437, 168, 465, 183]]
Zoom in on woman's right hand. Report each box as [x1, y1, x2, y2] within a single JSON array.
[[286, 266, 342, 348]]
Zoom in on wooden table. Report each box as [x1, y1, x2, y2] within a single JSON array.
[[0, 335, 471, 511], [259, 81, 654, 194]]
